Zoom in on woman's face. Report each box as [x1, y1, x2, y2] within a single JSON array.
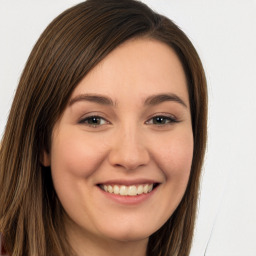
[[44, 38, 193, 245]]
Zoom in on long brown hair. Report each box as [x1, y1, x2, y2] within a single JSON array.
[[0, 0, 207, 255]]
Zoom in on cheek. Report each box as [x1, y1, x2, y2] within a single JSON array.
[[49, 129, 110, 220], [50, 129, 108, 179], [153, 129, 194, 181], [155, 129, 194, 215]]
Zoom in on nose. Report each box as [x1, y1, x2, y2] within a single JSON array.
[[108, 126, 150, 170]]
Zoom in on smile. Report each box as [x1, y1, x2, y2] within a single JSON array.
[[99, 184, 156, 196]]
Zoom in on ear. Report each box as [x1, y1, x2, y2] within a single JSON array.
[[41, 150, 51, 167]]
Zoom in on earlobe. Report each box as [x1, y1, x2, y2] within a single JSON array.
[[41, 151, 51, 167]]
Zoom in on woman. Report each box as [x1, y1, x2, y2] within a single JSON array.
[[0, 0, 207, 255]]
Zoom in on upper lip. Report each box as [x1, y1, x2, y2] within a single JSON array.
[[97, 179, 160, 186]]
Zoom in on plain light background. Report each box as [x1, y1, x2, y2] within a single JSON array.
[[0, 1, 256, 255]]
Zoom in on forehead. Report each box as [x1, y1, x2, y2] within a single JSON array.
[[71, 38, 189, 106]]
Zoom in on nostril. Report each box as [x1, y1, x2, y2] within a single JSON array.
[[108, 140, 150, 170]]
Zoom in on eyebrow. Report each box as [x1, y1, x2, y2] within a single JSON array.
[[69, 94, 116, 106], [69, 93, 187, 108], [144, 93, 187, 108]]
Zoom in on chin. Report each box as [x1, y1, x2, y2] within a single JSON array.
[[98, 222, 160, 243], [107, 231, 150, 243]]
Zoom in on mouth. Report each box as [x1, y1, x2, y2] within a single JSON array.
[[98, 183, 159, 196]]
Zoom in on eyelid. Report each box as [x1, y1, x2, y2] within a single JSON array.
[[77, 112, 180, 128], [145, 113, 180, 125], [78, 114, 111, 128]]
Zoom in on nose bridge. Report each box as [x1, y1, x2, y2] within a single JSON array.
[[108, 121, 150, 170]]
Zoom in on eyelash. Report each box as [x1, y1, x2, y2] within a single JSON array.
[[79, 116, 109, 127], [145, 115, 179, 126], [79, 114, 179, 128]]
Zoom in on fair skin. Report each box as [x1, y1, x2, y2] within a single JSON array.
[[44, 38, 193, 256]]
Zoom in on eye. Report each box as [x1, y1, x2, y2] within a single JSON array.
[[79, 116, 109, 127], [146, 115, 179, 126]]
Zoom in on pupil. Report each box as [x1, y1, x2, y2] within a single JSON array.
[[155, 117, 164, 124], [91, 117, 99, 124]]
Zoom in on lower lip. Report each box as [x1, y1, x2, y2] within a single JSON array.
[[97, 186, 158, 205]]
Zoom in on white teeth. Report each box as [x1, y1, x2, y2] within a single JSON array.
[[113, 185, 119, 194], [107, 185, 113, 193], [128, 185, 137, 196], [100, 184, 155, 196], [143, 184, 149, 193], [137, 185, 144, 195], [120, 185, 128, 195]]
